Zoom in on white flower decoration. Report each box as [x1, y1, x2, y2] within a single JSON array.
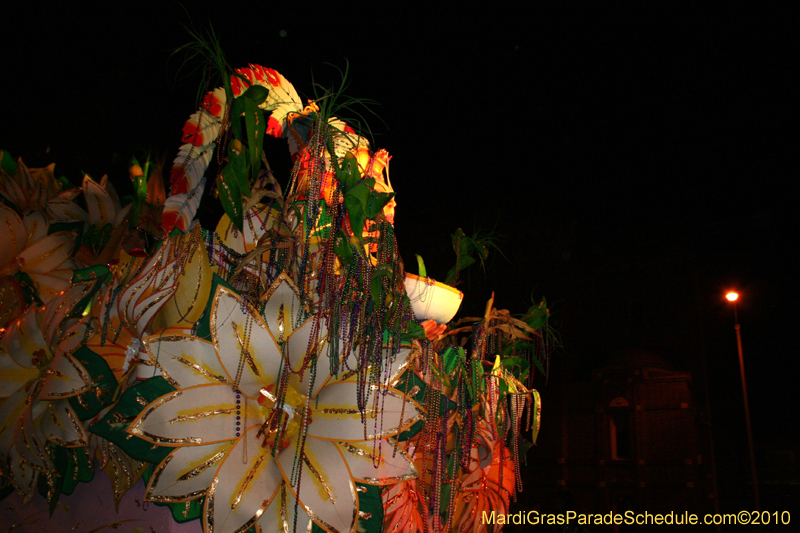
[[0, 285, 95, 501], [132, 275, 421, 533]]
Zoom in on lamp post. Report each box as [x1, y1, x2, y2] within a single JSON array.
[[725, 291, 760, 511]]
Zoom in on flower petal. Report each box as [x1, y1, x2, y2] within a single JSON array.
[[46, 188, 88, 223], [2, 305, 48, 368], [211, 286, 282, 399], [128, 384, 257, 446], [145, 332, 229, 388], [340, 343, 418, 387], [83, 175, 117, 227], [38, 352, 92, 399], [278, 435, 358, 533], [7, 446, 38, 504], [257, 482, 311, 533], [42, 284, 88, 345], [23, 211, 48, 244], [29, 272, 73, 303], [40, 400, 87, 447], [262, 274, 304, 341], [14, 403, 51, 471], [308, 382, 423, 442], [205, 425, 282, 533], [0, 204, 26, 266], [0, 388, 29, 450], [335, 439, 417, 485], [54, 316, 96, 359], [0, 173, 25, 211], [286, 316, 331, 399], [216, 204, 277, 255], [118, 250, 180, 336], [18, 232, 73, 274], [147, 441, 234, 502], [0, 349, 38, 397]]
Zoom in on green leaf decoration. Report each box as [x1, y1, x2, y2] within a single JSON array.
[[525, 297, 550, 331], [65, 269, 107, 320], [192, 274, 235, 341], [242, 84, 269, 105], [13, 270, 42, 306], [43, 445, 66, 504], [142, 466, 206, 523], [333, 229, 354, 265], [218, 165, 244, 231], [415, 254, 427, 278], [68, 346, 118, 420], [439, 478, 454, 518], [227, 140, 251, 197], [501, 357, 530, 381], [57, 175, 74, 190], [370, 264, 393, 307], [48, 220, 83, 236], [344, 194, 366, 245], [71, 264, 110, 284], [337, 152, 361, 188], [444, 256, 475, 287], [80, 222, 113, 255], [128, 156, 149, 229], [365, 191, 394, 219], [352, 179, 375, 210], [393, 370, 426, 442], [354, 482, 384, 533], [428, 358, 451, 389], [60, 446, 94, 496], [230, 96, 245, 141], [470, 358, 485, 406], [0, 149, 18, 175], [88, 377, 176, 464], [401, 318, 425, 341], [495, 379, 509, 432], [508, 344, 546, 376], [244, 97, 266, 180], [441, 346, 465, 379]]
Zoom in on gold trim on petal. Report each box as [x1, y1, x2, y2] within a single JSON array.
[[231, 454, 266, 509], [169, 407, 237, 425], [302, 453, 336, 504], [179, 450, 228, 481], [172, 355, 229, 384], [338, 441, 419, 485], [128, 391, 203, 445]]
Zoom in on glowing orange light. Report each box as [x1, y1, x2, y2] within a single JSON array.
[[726, 292, 739, 302]]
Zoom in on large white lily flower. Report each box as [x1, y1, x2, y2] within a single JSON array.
[[0, 285, 95, 501], [133, 275, 421, 533], [0, 204, 76, 303], [0, 159, 84, 223]]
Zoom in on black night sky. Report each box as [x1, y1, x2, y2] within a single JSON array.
[[3, 1, 798, 517]]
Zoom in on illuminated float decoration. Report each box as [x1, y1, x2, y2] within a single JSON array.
[[0, 52, 553, 532]]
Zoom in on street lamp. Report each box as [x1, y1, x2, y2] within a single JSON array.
[[725, 291, 760, 511]]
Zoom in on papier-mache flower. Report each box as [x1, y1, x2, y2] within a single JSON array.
[[0, 204, 77, 304], [131, 274, 421, 533], [0, 285, 96, 501]]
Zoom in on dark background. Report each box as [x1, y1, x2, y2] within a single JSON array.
[[2, 1, 797, 519]]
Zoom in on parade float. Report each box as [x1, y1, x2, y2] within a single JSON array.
[[0, 46, 553, 533]]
